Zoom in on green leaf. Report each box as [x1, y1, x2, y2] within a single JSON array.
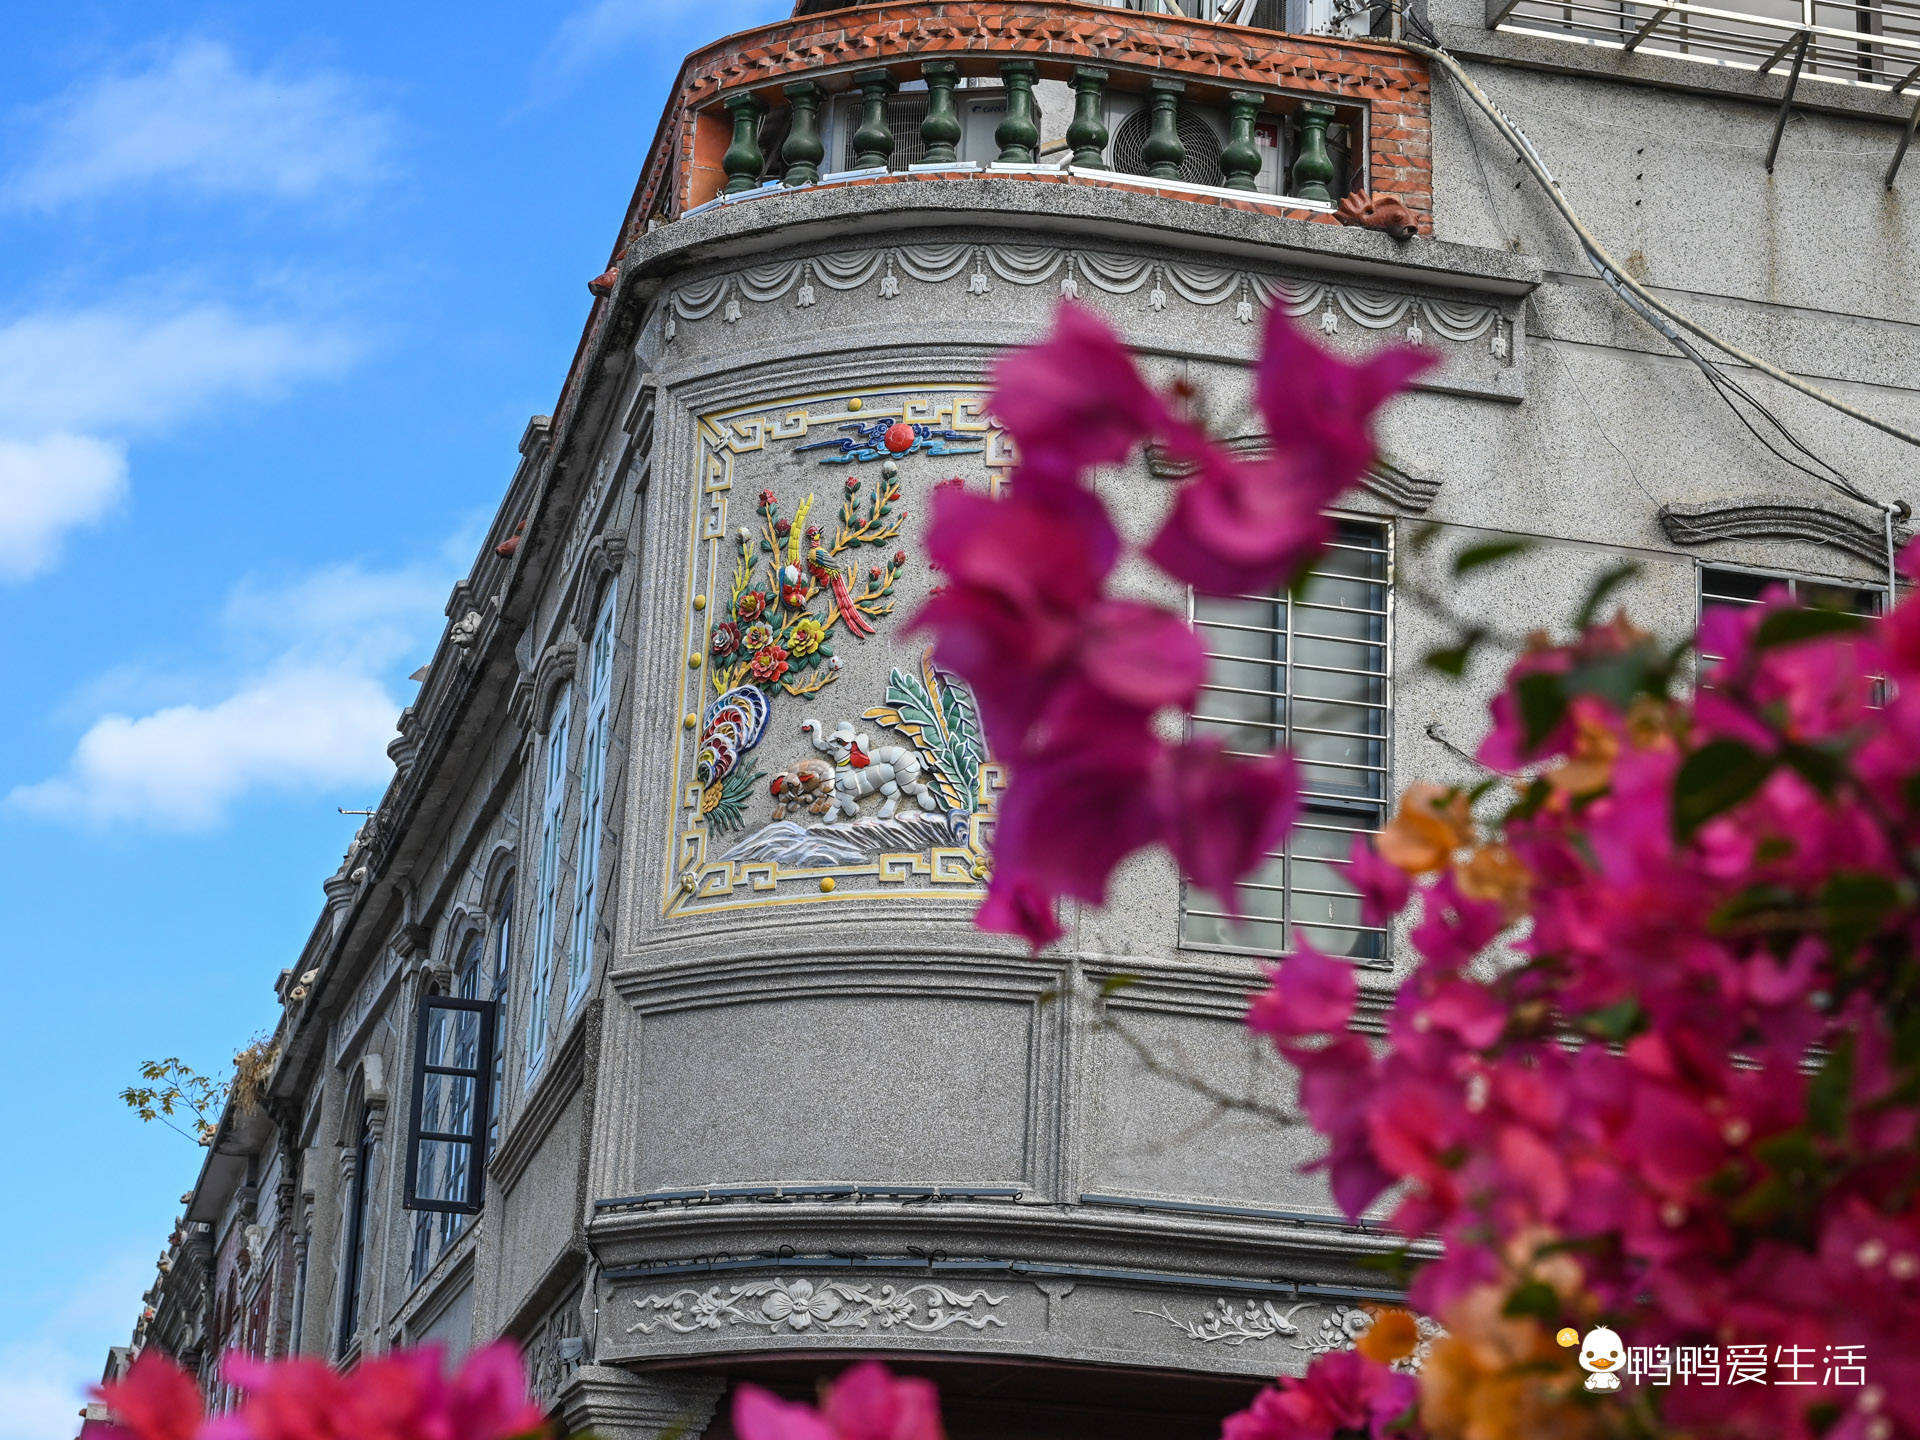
[[1515, 671, 1568, 750], [1753, 1127, 1820, 1177], [1574, 561, 1644, 630], [1423, 637, 1480, 678], [1502, 1280, 1561, 1322], [1808, 1035, 1855, 1139], [1753, 607, 1866, 651], [1818, 871, 1901, 960], [1579, 999, 1643, 1042], [1453, 538, 1532, 576], [1780, 741, 1848, 797], [1672, 739, 1774, 841], [1099, 972, 1142, 998]]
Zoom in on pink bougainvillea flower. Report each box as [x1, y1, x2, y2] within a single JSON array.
[[734, 1387, 838, 1440], [1222, 1350, 1416, 1440], [911, 481, 1132, 752], [735, 1362, 943, 1440], [976, 724, 1166, 948], [1147, 309, 1432, 596], [211, 1343, 547, 1440], [94, 1351, 204, 1440], [1154, 740, 1298, 912], [819, 1361, 945, 1440], [973, 871, 1066, 950], [1247, 943, 1358, 1041], [988, 301, 1176, 489], [1255, 306, 1436, 494], [1347, 831, 1413, 926], [443, 1343, 550, 1440]]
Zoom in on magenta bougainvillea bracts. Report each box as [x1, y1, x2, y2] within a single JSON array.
[[94, 1342, 549, 1440], [912, 302, 1427, 949], [927, 301, 1920, 1440]]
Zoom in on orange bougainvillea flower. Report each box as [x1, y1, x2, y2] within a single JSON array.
[[1355, 1307, 1422, 1366], [1376, 781, 1474, 874], [1418, 1287, 1598, 1440], [1454, 843, 1532, 920]]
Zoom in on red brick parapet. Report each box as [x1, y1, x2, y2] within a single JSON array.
[[548, 2, 1431, 481], [624, 1, 1431, 238]]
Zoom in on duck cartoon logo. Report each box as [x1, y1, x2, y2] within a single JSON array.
[[1571, 1326, 1626, 1392]]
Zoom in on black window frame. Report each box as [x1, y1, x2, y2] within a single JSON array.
[[402, 994, 496, 1217]]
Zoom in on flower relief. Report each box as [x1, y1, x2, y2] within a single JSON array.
[[678, 402, 996, 893], [629, 1278, 1007, 1336]]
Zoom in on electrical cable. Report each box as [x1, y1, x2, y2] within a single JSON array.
[[1388, 16, 1908, 596]]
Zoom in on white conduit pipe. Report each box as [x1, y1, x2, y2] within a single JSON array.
[[1391, 34, 1911, 587]]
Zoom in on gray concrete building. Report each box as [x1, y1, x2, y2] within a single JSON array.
[[118, 0, 1920, 1436]]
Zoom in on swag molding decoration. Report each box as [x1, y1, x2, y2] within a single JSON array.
[[661, 243, 1513, 363]]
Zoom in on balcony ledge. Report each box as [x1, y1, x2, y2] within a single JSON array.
[[622, 172, 1543, 302]]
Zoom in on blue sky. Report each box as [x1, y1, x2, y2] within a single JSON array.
[[0, 3, 786, 1434]]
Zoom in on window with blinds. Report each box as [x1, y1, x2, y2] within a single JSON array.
[[1699, 566, 1884, 671], [1181, 518, 1391, 963]]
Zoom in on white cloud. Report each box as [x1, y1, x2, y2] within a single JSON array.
[[11, 552, 461, 830], [11, 665, 402, 830], [0, 299, 358, 437], [0, 295, 359, 584], [0, 1249, 148, 1440], [0, 435, 127, 581], [8, 39, 393, 210]]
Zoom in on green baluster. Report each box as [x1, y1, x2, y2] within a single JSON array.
[[995, 61, 1039, 165], [721, 92, 767, 195], [921, 61, 962, 164], [1292, 101, 1337, 203], [781, 81, 824, 187], [1067, 67, 1111, 169], [1221, 90, 1264, 192], [1143, 79, 1186, 180], [851, 69, 897, 171]]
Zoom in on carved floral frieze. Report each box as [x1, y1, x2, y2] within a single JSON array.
[[628, 1278, 1008, 1336]]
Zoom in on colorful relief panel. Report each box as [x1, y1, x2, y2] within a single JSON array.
[[665, 388, 1012, 916]]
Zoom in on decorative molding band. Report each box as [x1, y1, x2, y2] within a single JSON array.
[[1659, 499, 1907, 568], [1147, 438, 1440, 514], [662, 242, 1511, 361], [627, 1277, 1009, 1337], [1141, 1296, 1442, 1370]]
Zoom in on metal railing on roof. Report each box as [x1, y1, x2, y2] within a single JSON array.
[[1491, 0, 1920, 93]]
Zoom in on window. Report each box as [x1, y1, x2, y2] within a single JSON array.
[[402, 991, 495, 1221], [1181, 519, 1391, 962], [567, 584, 618, 1010], [336, 1104, 376, 1358], [409, 938, 490, 1283], [488, 881, 513, 1156], [525, 687, 571, 1077], [1699, 565, 1884, 670]]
